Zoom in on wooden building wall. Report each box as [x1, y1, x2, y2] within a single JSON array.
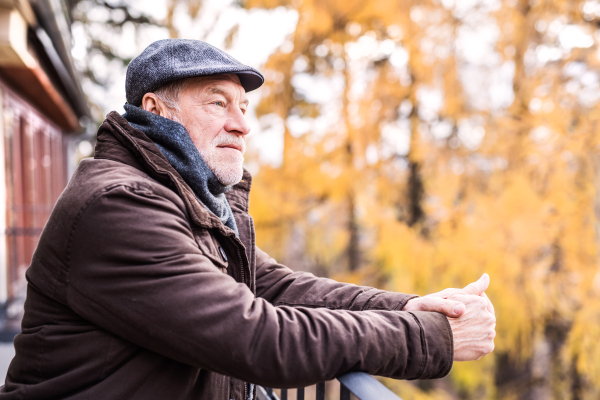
[[0, 79, 67, 306]]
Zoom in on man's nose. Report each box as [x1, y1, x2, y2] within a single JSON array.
[[224, 107, 251, 137]]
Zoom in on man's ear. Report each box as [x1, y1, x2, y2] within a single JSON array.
[[141, 93, 170, 118]]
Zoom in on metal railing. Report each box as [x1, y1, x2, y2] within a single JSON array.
[[257, 372, 402, 400]]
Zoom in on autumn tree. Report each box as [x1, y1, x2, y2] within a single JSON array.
[[242, 0, 600, 398]]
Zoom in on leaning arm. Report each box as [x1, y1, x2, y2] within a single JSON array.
[[255, 247, 418, 311]]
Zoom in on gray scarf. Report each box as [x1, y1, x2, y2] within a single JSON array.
[[123, 104, 238, 236]]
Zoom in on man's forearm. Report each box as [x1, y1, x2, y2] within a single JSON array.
[[255, 246, 417, 311]]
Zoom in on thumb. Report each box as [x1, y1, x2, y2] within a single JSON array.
[[447, 301, 466, 317], [463, 273, 490, 296], [421, 298, 466, 317]]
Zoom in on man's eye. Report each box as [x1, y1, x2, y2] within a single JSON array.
[[214, 101, 225, 107], [240, 108, 247, 115]]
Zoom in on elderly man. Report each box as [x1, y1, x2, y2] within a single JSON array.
[[1, 40, 495, 400]]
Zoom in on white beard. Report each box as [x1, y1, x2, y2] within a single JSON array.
[[199, 133, 245, 186]]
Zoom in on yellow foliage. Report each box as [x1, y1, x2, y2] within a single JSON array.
[[242, 0, 600, 397]]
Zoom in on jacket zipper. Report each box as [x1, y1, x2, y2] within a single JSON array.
[[238, 249, 246, 286], [235, 245, 250, 400]]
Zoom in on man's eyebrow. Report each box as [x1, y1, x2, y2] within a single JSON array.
[[208, 87, 249, 106]]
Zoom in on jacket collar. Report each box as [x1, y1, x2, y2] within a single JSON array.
[[94, 111, 252, 236]]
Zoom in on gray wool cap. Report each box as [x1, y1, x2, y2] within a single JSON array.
[[126, 39, 264, 106]]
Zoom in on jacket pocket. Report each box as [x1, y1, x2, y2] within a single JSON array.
[[192, 229, 229, 273]]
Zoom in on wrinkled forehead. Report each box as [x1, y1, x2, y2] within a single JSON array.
[[182, 74, 248, 106]]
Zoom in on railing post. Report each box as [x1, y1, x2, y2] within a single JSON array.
[[316, 382, 325, 400], [340, 383, 351, 400]]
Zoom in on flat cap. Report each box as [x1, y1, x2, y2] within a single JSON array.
[[126, 39, 264, 106]]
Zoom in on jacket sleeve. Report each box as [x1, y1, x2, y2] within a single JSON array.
[[66, 184, 453, 387], [255, 247, 419, 312]]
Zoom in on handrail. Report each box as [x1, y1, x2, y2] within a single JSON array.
[[257, 372, 402, 400]]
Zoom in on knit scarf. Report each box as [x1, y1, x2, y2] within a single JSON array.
[[123, 104, 238, 236]]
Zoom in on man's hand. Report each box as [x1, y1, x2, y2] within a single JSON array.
[[446, 294, 496, 361], [402, 273, 494, 317]]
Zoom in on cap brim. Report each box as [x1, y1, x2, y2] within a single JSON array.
[[236, 70, 265, 92]]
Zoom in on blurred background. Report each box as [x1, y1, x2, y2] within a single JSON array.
[[1, 0, 600, 398]]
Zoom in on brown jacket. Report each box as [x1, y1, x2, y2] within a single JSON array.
[[0, 112, 453, 400]]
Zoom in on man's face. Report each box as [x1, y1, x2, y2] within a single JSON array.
[[176, 74, 250, 186]]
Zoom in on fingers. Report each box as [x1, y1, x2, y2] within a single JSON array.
[[448, 294, 496, 362], [462, 273, 490, 296], [481, 292, 495, 315]]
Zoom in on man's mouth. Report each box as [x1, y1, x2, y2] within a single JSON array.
[[217, 144, 243, 152]]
